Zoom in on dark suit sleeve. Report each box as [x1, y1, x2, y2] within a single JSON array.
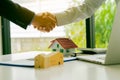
[[0, 0, 35, 29]]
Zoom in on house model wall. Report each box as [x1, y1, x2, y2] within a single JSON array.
[[49, 38, 78, 57]]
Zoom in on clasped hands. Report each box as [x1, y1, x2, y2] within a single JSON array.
[[32, 12, 57, 32]]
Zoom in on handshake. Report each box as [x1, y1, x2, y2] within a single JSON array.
[[32, 12, 57, 32]]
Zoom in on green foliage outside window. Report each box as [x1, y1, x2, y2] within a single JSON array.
[[65, 0, 116, 48], [65, 21, 86, 48], [95, 0, 116, 48]]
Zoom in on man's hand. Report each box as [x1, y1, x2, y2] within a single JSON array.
[[32, 12, 57, 32]]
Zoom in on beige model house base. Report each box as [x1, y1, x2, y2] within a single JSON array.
[[34, 52, 63, 68]]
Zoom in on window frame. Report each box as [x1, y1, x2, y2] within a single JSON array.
[[1, 18, 11, 55], [85, 15, 95, 48]]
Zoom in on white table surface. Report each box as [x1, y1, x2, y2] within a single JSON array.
[[0, 51, 120, 80]]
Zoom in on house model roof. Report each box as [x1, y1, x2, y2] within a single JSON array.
[[49, 38, 78, 49]]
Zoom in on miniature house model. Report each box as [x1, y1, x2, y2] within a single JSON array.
[[34, 52, 63, 68], [48, 38, 78, 56]]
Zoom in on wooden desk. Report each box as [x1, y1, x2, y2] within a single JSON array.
[[0, 51, 120, 80]]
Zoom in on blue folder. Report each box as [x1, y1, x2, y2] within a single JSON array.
[[0, 57, 77, 67]]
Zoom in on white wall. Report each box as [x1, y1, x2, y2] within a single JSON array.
[[0, 17, 2, 55]]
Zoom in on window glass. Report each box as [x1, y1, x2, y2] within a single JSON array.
[[10, 0, 86, 53], [64, 0, 86, 48], [57, 44, 59, 48], [60, 49, 64, 53], [66, 49, 70, 53], [52, 49, 56, 51], [95, 0, 116, 48]]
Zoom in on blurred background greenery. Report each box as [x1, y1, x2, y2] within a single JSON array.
[[65, 0, 116, 48]]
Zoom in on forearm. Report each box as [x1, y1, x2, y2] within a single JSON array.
[[55, 0, 105, 26], [0, 0, 35, 29]]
